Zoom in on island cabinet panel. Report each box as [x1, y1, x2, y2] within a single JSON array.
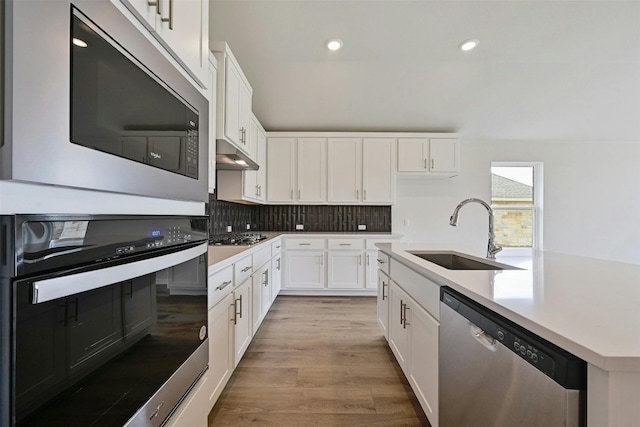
[[384, 260, 440, 427], [377, 270, 391, 340], [233, 278, 252, 366]]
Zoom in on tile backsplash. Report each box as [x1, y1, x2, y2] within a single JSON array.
[[208, 192, 391, 235]]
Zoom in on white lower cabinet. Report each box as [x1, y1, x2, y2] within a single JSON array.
[[284, 251, 325, 289], [271, 254, 282, 302], [251, 262, 270, 333], [165, 371, 210, 427], [386, 275, 440, 427], [207, 292, 234, 408], [233, 278, 252, 366], [377, 270, 390, 340], [365, 250, 379, 289]]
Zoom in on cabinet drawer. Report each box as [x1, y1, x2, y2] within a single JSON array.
[[208, 264, 234, 308], [366, 238, 395, 250], [271, 239, 282, 255], [253, 245, 272, 270], [390, 259, 440, 320], [285, 238, 325, 250], [327, 238, 365, 250], [234, 254, 253, 285], [376, 252, 391, 275]]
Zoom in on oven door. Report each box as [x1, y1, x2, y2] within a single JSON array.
[[2, 0, 208, 202], [10, 244, 208, 427]]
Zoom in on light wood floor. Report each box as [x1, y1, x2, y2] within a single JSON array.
[[208, 296, 430, 427]]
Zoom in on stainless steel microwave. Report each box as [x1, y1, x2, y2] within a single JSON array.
[[1, 1, 208, 202]]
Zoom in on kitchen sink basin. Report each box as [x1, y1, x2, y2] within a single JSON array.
[[408, 251, 521, 270]]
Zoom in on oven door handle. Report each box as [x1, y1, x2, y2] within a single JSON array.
[[31, 242, 208, 304]]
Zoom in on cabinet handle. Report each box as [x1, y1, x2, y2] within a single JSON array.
[[431, 158, 435, 169], [358, 254, 362, 265], [256, 184, 259, 197], [400, 299, 404, 326], [382, 280, 388, 300], [299, 243, 311, 246], [366, 254, 370, 266], [264, 270, 269, 286], [339, 243, 352, 246], [238, 294, 243, 319], [424, 158, 427, 169], [298, 189, 301, 200], [241, 266, 252, 273], [403, 302, 410, 329], [147, 0, 160, 14], [290, 189, 294, 200], [364, 189, 367, 200], [276, 258, 281, 270], [356, 189, 359, 199], [160, 0, 173, 29], [377, 259, 385, 264], [216, 280, 232, 291]]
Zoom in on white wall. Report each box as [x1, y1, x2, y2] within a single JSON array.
[[393, 140, 640, 265]]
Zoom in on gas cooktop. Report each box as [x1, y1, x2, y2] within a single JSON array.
[[209, 232, 267, 246]]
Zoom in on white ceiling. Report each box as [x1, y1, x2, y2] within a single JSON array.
[[210, 1, 640, 141]]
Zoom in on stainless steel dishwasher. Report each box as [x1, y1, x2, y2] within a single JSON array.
[[439, 288, 587, 427]]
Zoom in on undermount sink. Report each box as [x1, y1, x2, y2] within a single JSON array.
[[408, 251, 522, 271]]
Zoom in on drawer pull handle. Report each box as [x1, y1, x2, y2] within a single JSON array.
[[241, 266, 252, 273], [215, 280, 232, 291], [339, 243, 352, 246], [377, 259, 385, 264], [299, 243, 311, 246]]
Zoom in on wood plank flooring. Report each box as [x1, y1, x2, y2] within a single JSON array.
[[208, 296, 430, 427]]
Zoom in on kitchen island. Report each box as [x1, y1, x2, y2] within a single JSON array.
[[377, 243, 640, 427]]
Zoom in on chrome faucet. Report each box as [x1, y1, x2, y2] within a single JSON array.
[[449, 198, 502, 259]]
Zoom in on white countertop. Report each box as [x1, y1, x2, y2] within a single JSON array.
[[377, 243, 640, 372]]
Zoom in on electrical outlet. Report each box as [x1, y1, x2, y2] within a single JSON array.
[[246, 223, 251, 230], [227, 225, 232, 232], [295, 224, 304, 230], [358, 224, 366, 231]]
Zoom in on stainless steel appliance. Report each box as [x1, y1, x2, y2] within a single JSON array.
[[439, 288, 587, 427], [2, 1, 208, 202], [0, 215, 209, 427]]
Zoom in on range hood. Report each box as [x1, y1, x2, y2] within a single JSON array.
[[215, 139, 259, 170]]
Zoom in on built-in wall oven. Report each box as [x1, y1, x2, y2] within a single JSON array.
[[0, 214, 209, 427], [2, 1, 208, 202]]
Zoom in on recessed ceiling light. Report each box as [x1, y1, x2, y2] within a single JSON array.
[[326, 39, 343, 51], [72, 38, 88, 48], [459, 39, 479, 52]]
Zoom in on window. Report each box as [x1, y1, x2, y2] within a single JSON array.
[[491, 162, 543, 253]]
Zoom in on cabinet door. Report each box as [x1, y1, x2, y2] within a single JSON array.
[[327, 251, 365, 289], [239, 84, 253, 156], [408, 300, 439, 426], [377, 270, 390, 340], [260, 265, 271, 316], [271, 255, 282, 303], [284, 251, 325, 289], [365, 250, 379, 289], [154, 0, 208, 86], [363, 138, 395, 203], [429, 138, 459, 173], [233, 278, 252, 366], [397, 138, 428, 172], [223, 60, 242, 146], [388, 281, 410, 374], [298, 138, 327, 203], [255, 123, 268, 201], [267, 137, 296, 202], [207, 293, 234, 407], [327, 138, 362, 203]]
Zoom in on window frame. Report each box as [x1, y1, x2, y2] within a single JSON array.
[[490, 162, 543, 256]]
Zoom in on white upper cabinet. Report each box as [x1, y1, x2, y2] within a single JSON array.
[[217, 114, 267, 204], [298, 138, 327, 203], [211, 42, 253, 155], [327, 138, 362, 203], [267, 137, 297, 203], [397, 137, 460, 176], [120, 0, 209, 87], [363, 138, 396, 203]]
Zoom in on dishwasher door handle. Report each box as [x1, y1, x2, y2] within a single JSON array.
[[469, 323, 498, 352]]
